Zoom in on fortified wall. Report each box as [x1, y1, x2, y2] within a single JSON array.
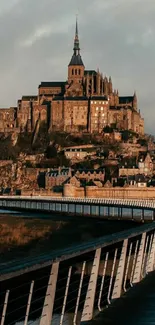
[[63, 184, 155, 200]]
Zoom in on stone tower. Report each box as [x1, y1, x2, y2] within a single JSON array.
[[68, 18, 85, 85]]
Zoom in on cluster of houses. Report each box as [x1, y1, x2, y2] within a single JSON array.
[[37, 150, 155, 194]]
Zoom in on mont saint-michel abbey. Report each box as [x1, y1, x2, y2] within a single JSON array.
[[0, 20, 144, 135]]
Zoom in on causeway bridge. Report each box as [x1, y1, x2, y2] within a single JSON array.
[[1, 196, 155, 324], [1, 222, 155, 324], [0, 195, 155, 221]]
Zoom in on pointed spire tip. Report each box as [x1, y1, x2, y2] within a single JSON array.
[[75, 15, 78, 37]]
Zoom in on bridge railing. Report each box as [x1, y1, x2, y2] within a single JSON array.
[[0, 196, 155, 222], [1, 223, 155, 325]]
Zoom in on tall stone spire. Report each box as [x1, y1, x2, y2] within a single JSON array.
[[67, 17, 85, 85], [68, 17, 84, 66], [74, 16, 80, 55]]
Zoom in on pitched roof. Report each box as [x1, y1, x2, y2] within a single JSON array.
[[53, 95, 88, 101], [84, 70, 97, 75], [22, 96, 38, 101], [64, 96, 88, 101], [109, 105, 133, 111], [119, 96, 134, 104], [75, 168, 105, 174], [38, 82, 66, 88], [68, 54, 84, 66], [52, 96, 65, 101], [91, 96, 108, 100]]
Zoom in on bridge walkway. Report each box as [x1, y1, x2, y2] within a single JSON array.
[[89, 271, 155, 325]]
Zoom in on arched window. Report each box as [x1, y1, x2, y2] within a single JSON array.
[[72, 69, 74, 75], [79, 69, 81, 75], [75, 69, 77, 75]]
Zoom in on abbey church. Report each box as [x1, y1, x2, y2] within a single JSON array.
[[0, 20, 144, 135]]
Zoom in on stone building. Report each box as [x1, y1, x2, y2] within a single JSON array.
[[0, 19, 144, 135]]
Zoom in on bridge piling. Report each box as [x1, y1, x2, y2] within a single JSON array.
[[133, 232, 147, 284], [73, 261, 86, 325], [112, 239, 128, 299], [24, 280, 34, 325], [146, 233, 155, 273], [141, 235, 149, 278], [107, 248, 118, 304], [0, 290, 10, 325], [40, 262, 59, 325], [81, 248, 101, 322], [59, 266, 72, 325], [98, 252, 109, 311], [123, 242, 133, 292]]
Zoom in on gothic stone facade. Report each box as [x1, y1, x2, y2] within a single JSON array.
[[0, 20, 144, 135]]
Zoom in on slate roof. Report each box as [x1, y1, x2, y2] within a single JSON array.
[[22, 96, 38, 101], [84, 70, 97, 75], [46, 168, 71, 177], [38, 82, 66, 88], [68, 54, 84, 66], [75, 168, 105, 174], [109, 105, 133, 111], [52, 96, 65, 101], [138, 152, 150, 162], [91, 96, 108, 100], [64, 96, 88, 101], [120, 158, 138, 168], [119, 96, 134, 104], [128, 174, 148, 183], [52, 95, 88, 101]]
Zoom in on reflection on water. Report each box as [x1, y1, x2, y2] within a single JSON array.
[[0, 209, 21, 214]]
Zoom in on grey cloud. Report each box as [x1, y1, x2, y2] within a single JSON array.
[[0, 0, 154, 133]]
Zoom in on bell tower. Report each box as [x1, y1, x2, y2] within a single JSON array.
[[68, 18, 85, 84]]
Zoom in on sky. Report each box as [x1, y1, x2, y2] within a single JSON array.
[[0, 0, 154, 133]]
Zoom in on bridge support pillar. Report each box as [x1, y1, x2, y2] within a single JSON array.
[[131, 208, 134, 220], [81, 248, 101, 322], [1, 290, 10, 325], [141, 209, 144, 222], [108, 206, 110, 219], [24, 281, 34, 325], [146, 233, 155, 273], [112, 239, 128, 299], [40, 262, 59, 325], [132, 232, 146, 284]]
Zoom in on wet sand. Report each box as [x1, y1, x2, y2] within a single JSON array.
[[0, 210, 139, 262]]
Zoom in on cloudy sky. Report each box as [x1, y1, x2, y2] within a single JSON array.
[[0, 0, 154, 133]]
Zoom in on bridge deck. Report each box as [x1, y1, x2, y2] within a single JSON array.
[[89, 271, 155, 325]]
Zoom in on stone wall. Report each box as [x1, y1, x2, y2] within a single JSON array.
[[86, 186, 155, 199], [63, 184, 85, 197], [63, 184, 155, 199]]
